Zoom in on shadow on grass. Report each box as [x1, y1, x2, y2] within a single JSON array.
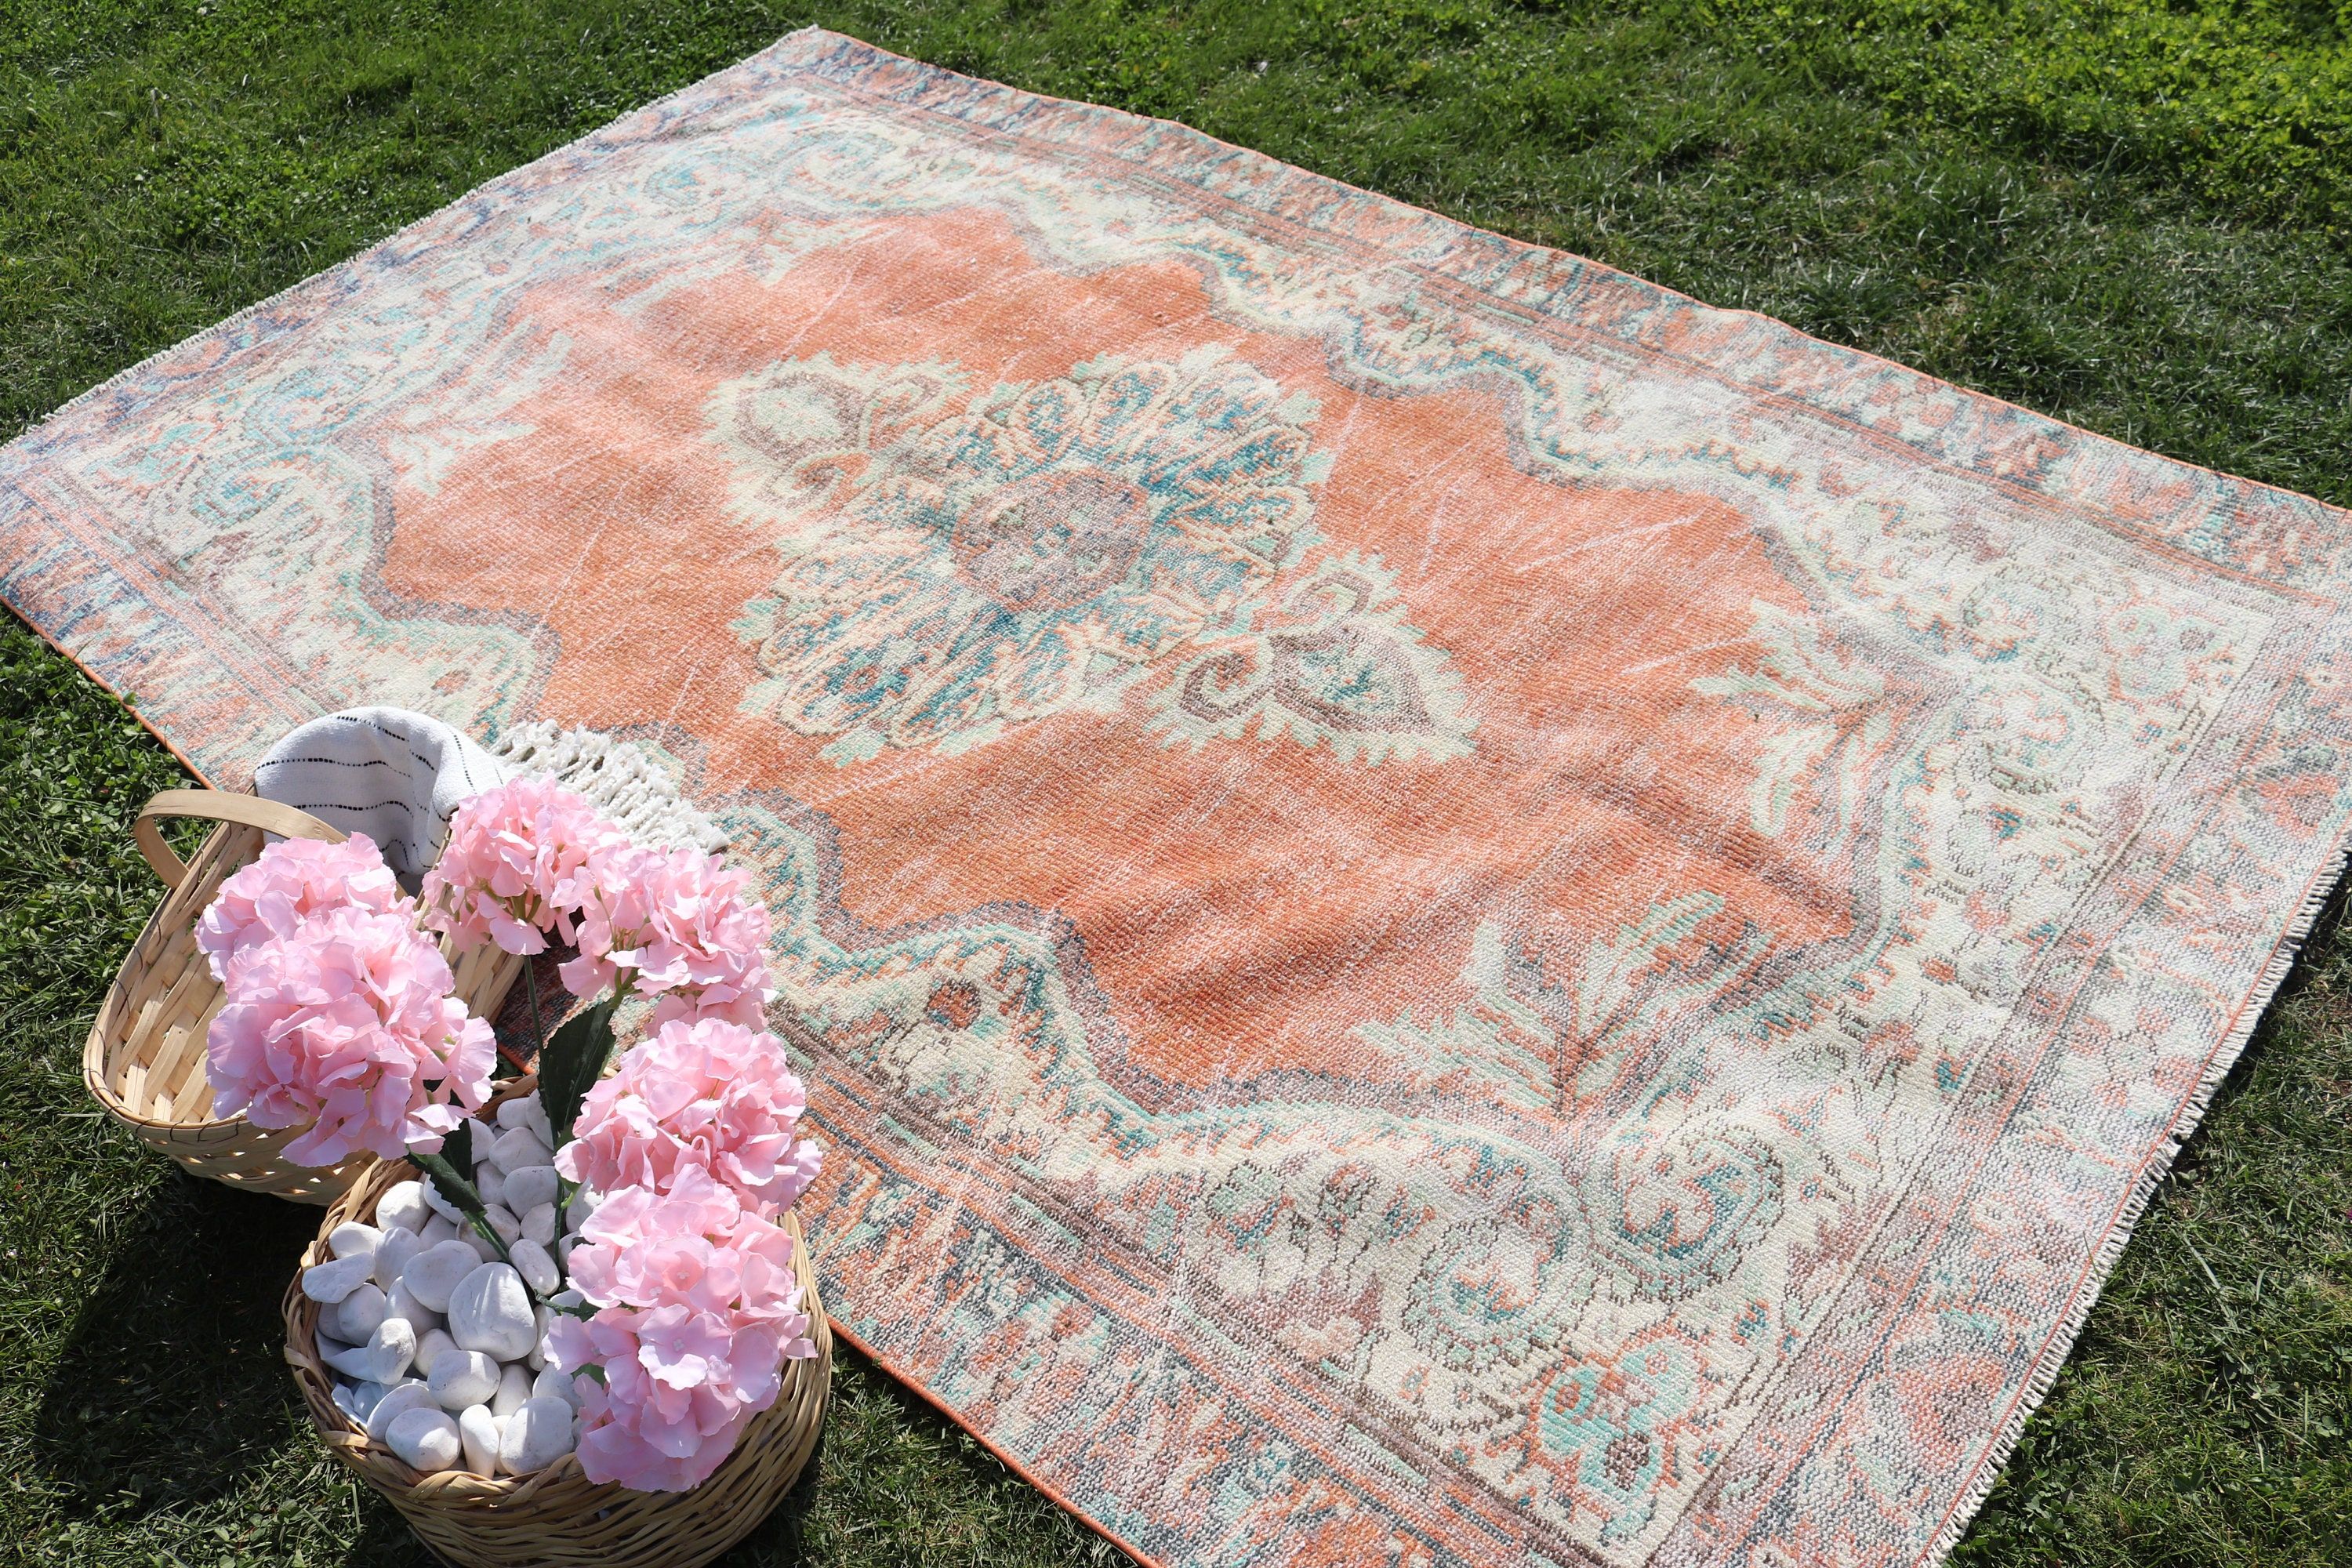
[[31, 1171, 322, 1520]]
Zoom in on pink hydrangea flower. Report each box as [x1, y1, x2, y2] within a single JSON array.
[[196, 833, 405, 985], [548, 1169, 815, 1491], [558, 844, 775, 1027], [557, 1018, 822, 1218], [421, 777, 622, 956], [205, 907, 495, 1165]]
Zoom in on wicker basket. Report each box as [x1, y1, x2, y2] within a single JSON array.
[[283, 1131, 833, 1568], [83, 788, 525, 1204]]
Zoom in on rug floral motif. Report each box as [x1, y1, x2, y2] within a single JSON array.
[[8, 30, 2352, 1568]]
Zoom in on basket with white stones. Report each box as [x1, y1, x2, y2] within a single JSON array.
[[282, 1080, 830, 1568], [240, 764, 829, 1566]]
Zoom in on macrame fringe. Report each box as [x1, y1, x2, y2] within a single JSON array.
[[487, 723, 727, 855]]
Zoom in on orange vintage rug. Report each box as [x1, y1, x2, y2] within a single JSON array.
[[7, 30, 2350, 1568]]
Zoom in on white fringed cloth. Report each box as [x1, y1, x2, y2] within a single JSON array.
[[252, 707, 722, 887]]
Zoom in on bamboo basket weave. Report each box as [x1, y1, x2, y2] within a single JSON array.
[[283, 1130, 833, 1568], [83, 788, 524, 1204]]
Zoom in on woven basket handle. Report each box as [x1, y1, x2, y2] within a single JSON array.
[[134, 788, 348, 890]]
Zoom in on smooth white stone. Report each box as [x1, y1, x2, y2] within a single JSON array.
[[483, 1204, 522, 1244], [495, 1096, 536, 1131], [503, 1165, 560, 1214], [449, 1262, 537, 1360], [402, 1240, 483, 1313], [497, 1397, 575, 1476], [488, 1127, 552, 1174], [459, 1225, 501, 1264], [554, 1235, 579, 1271], [564, 1188, 600, 1234], [412, 1327, 459, 1378], [386, 1406, 463, 1473], [376, 1180, 432, 1236], [419, 1174, 466, 1224], [327, 1317, 416, 1385], [474, 1164, 506, 1210], [314, 1330, 353, 1362], [492, 1361, 533, 1419], [429, 1348, 501, 1411], [331, 1383, 363, 1421], [302, 1254, 374, 1305], [364, 1381, 437, 1443], [328, 1283, 390, 1344], [520, 1203, 557, 1248], [329, 1221, 383, 1261], [458, 1403, 502, 1476], [509, 1238, 559, 1297], [387, 1279, 443, 1334], [420, 1213, 459, 1246], [466, 1115, 499, 1153], [373, 1225, 426, 1290], [348, 1380, 387, 1421], [532, 1367, 582, 1410]]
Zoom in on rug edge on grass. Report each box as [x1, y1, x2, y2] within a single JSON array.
[[9, 27, 2352, 1568]]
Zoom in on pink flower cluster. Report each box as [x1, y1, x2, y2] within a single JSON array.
[[207, 907, 495, 1164], [421, 778, 619, 956], [425, 777, 776, 1030], [561, 847, 777, 1030], [196, 834, 405, 985], [547, 1169, 816, 1491], [557, 1018, 822, 1218]]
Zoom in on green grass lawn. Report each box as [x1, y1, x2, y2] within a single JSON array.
[[7, 1, 2352, 1563]]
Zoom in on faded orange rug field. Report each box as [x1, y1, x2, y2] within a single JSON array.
[[9, 29, 2352, 1568]]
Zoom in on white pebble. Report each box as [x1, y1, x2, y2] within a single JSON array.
[[483, 1203, 523, 1243], [387, 1279, 443, 1334], [327, 1317, 416, 1385], [331, 1382, 363, 1421], [449, 1262, 538, 1360], [374, 1225, 426, 1290], [492, 1360, 533, 1418], [509, 1238, 560, 1296], [376, 1180, 432, 1235], [363, 1381, 437, 1443], [564, 1188, 601, 1234], [532, 1367, 581, 1410], [458, 1403, 502, 1476], [474, 1165, 506, 1210], [302, 1254, 374, 1305], [329, 1221, 383, 1261], [503, 1165, 560, 1214], [412, 1327, 459, 1377], [498, 1396, 575, 1475], [420, 1213, 459, 1246], [429, 1348, 501, 1411], [459, 1225, 501, 1264], [386, 1406, 463, 1472], [401, 1240, 482, 1313], [419, 1174, 466, 1224], [520, 1202, 558, 1247], [327, 1283, 390, 1344], [488, 1127, 552, 1174]]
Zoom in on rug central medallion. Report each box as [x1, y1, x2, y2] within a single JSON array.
[[711, 346, 1473, 764]]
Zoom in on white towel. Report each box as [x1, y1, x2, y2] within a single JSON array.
[[252, 708, 512, 884], [252, 708, 728, 887]]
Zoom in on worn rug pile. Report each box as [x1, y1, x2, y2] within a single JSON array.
[[9, 30, 2352, 1568]]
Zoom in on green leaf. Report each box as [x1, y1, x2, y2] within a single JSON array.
[[411, 1127, 484, 1221], [537, 996, 618, 1152]]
